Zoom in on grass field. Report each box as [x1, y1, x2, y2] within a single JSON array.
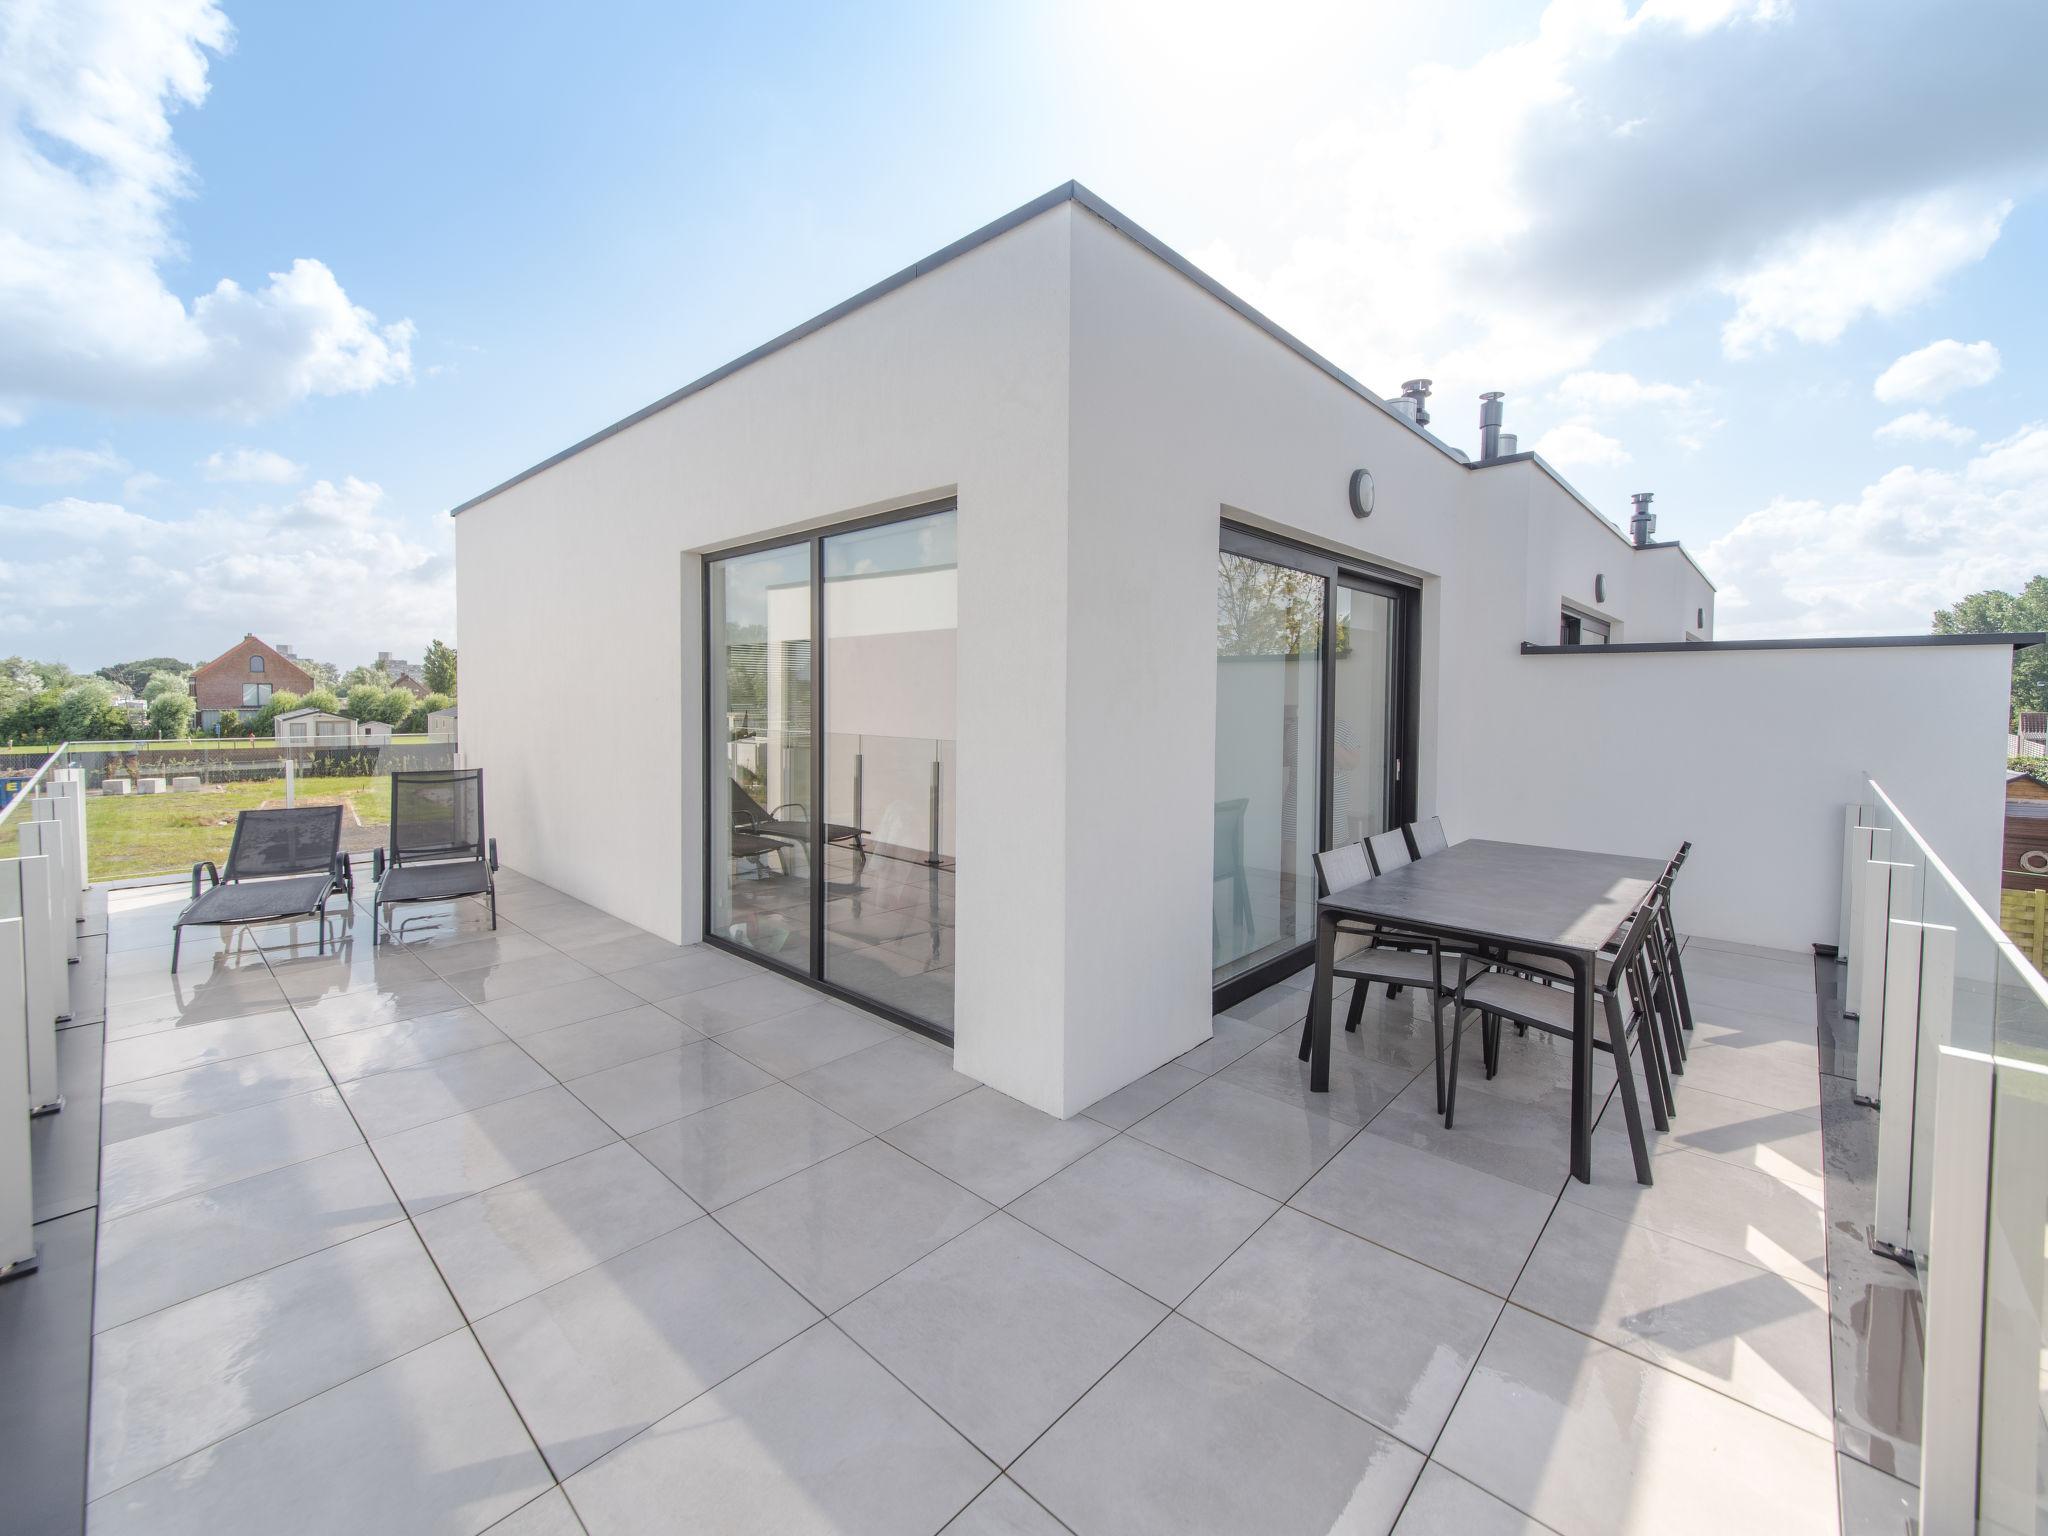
[[88, 775, 391, 883], [0, 735, 436, 759]]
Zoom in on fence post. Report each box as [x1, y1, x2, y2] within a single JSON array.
[[0, 916, 35, 1280], [22, 809, 78, 964], [1872, 919, 1954, 1261], [49, 771, 86, 890], [1846, 824, 1890, 1018], [0, 857, 61, 1115], [1917, 1042, 1994, 1534], [285, 754, 296, 808], [1854, 857, 1912, 1106]]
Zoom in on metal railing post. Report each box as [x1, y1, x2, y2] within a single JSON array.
[[1854, 857, 1913, 1106], [1872, 918, 1954, 1261], [23, 807, 78, 964], [927, 751, 942, 867], [0, 916, 35, 1280], [1907, 923, 1955, 1257], [1846, 823, 1890, 1018]]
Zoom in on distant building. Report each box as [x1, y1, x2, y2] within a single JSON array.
[[189, 634, 313, 733], [375, 650, 430, 691], [275, 707, 393, 746], [427, 705, 457, 741]]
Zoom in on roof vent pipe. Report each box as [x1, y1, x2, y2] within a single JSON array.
[[1479, 392, 1505, 461], [1400, 379, 1432, 429], [1629, 492, 1656, 547], [1496, 432, 1517, 456]]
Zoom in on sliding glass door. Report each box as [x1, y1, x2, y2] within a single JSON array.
[[1213, 525, 1417, 1001], [705, 502, 957, 1037]]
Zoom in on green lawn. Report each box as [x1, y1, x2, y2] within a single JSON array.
[[0, 735, 436, 759], [88, 775, 391, 883]]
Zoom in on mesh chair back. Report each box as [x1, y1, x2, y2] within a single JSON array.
[[1409, 817, 1449, 858], [224, 805, 344, 880], [1214, 799, 1249, 880], [389, 770, 486, 866], [1314, 842, 1373, 898], [1609, 887, 1665, 975], [1366, 828, 1412, 876]]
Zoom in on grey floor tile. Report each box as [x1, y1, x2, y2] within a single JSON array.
[[1392, 1462, 1557, 1534], [943, 1477, 1073, 1535], [87, 1222, 462, 1499], [444, 952, 600, 1005], [1125, 1077, 1358, 1200], [1667, 1037, 1823, 1114], [341, 1040, 555, 1138], [102, 1009, 305, 1085], [610, 947, 756, 1002], [787, 1034, 979, 1131], [477, 1219, 818, 1479], [628, 1082, 867, 1210], [1565, 1139, 1827, 1289], [100, 1086, 363, 1220], [1598, 1080, 1823, 1191], [1837, 1453, 1916, 1536], [1366, 1072, 1571, 1196], [1183, 1207, 1500, 1447], [1217, 1030, 1424, 1127], [517, 1004, 702, 1078], [93, 1144, 403, 1331], [485, 1488, 586, 1536], [1512, 1201, 1832, 1436], [290, 975, 472, 1038], [409, 931, 557, 974], [557, 932, 689, 975], [267, 946, 437, 1003], [0, 1207, 96, 1536], [1080, 1061, 1207, 1131], [85, 1329, 550, 1536], [1434, 1307, 1837, 1536], [1008, 1136, 1277, 1306], [1173, 1017, 1271, 1076], [838, 1213, 1167, 1464], [100, 1043, 330, 1144], [564, 1322, 992, 1536], [656, 970, 822, 1035], [1292, 1131, 1556, 1297], [718, 1000, 901, 1077], [475, 974, 646, 1039], [1012, 1316, 1422, 1536], [564, 1039, 774, 1137], [884, 1086, 1115, 1206], [311, 1005, 506, 1081], [371, 1085, 616, 1214], [106, 979, 292, 1039], [413, 1141, 701, 1319], [716, 1139, 993, 1312]]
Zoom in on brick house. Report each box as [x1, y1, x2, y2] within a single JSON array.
[[188, 634, 313, 733]]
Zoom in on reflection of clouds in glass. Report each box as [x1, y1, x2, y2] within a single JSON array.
[[824, 509, 955, 580], [720, 546, 809, 629]]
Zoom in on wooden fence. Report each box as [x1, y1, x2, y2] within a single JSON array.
[[1999, 887, 2048, 970]]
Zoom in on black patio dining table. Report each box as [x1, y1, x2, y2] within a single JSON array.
[[1308, 838, 1666, 1182]]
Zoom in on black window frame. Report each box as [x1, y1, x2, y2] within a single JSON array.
[[698, 496, 959, 1046], [1560, 606, 1611, 646], [1213, 521, 1421, 1012]]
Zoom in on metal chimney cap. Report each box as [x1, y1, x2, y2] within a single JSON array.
[[1631, 491, 1654, 507], [1480, 391, 1505, 403], [1400, 379, 1433, 396]]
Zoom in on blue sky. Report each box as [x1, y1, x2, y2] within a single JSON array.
[[4, 0, 2046, 670]]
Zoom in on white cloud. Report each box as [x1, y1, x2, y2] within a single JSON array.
[[1064, 1, 2047, 410], [1874, 410, 1975, 447], [1873, 338, 2003, 404], [1705, 424, 2048, 636], [3, 443, 131, 485], [1719, 196, 2008, 358], [1551, 372, 1697, 411], [1532, 420, 1631, 468], [1545, 370, 1722, 453], [0, 2, 414, 419], [202, 447, 304, 484], [0, 478, 453, 659]]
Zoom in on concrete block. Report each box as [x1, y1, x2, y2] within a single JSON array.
[[101, 779, 132, 796], [136, 778, 166, 795], [169, 775, 202, 792]]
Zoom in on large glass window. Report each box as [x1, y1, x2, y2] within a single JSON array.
[[709, 543, 815, 964], [1214, 527, 1417, 997], [1214, 547, 1324, 985], [705, 503, 957, 1034]]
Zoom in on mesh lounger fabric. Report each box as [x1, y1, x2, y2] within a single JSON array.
[[180, 873, 334, 926], [380, 861, 491, 903]]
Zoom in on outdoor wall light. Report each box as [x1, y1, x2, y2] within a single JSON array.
[[1349, 468, 1375, 518], [1594, 574, 1607, 603]]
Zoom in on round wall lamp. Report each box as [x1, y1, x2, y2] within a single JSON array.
[[1349, 468, 1376, 519], [1594, 574, 1607, 603]]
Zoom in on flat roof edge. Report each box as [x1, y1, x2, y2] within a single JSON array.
[[1521, 632, 2047, 656]]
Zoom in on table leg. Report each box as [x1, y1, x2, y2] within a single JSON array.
[[1570, 952, 1593, 1182], [1309, 911, 1336, 1094]]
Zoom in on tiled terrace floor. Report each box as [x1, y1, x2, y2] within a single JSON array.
[[82, 869, 1841, 1535]]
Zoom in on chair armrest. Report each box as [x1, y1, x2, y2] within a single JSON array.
[[190, 861, 219, 900], [488, 837, 499, 872], [371, 847, 386, 882], [333, 852, 353, 894], [770, 803, 808, 823]]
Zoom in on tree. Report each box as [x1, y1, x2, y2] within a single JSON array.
[[141, 670, 188, 702], [339, 665, 384, 693], [423, 639, 457, 697], [147, 691, 196, 739], [344, 684, 390, 722], [299, 687, 342, 715], [299, 657, 341, 690], [1935, 577, 2048, 716], [56, 679, 120, 740], [97, 656, 191, 694], [217, 709, 248, 737], [401, 692, 453, 733], [249, 690, 301, 735], [1, 689, 61, 745]]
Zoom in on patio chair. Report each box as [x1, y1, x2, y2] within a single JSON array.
[[172, 805, 351, 969], [1444, 889, 1673, 1184], [1296, 843, 1455, 1112], [1407, 816, 1449, 858], [371, 769, 497, 945]]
